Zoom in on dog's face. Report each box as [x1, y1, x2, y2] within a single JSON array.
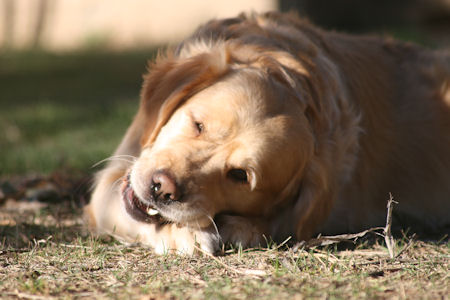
[[127, 68, 314, 227]]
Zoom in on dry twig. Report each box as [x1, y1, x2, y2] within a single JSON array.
[[384, 193, 398, 259], [292, 193, 399, 258], [293, 227, 384, 251]]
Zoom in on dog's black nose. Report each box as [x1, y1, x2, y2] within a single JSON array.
[[150, 172, 179, 202]]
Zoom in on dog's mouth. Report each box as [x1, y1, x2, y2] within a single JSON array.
[[121, 173, 213, 227], [121, 174, 165, 224]]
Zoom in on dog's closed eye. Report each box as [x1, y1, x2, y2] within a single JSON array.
[[227, 168, 248, 183]]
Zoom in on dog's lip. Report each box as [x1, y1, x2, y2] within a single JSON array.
[[121, 174, 164, 224], [121, 173, 209, 226]]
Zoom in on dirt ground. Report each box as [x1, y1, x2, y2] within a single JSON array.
[[0, 173, 448, 299]]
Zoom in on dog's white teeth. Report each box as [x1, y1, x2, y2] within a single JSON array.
[[146, 208, 159, 216]]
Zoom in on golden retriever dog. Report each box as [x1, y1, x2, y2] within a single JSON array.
[[85, 12, 450, 254]]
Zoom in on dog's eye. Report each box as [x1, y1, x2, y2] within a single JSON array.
[[227, 168, 248, 183], [194, 122, 204, 134]]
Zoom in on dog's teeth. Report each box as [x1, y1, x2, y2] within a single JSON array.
[[146, 208, 159, 216]]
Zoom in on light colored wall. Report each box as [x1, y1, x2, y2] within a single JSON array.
[[0, 0, 277, 51]]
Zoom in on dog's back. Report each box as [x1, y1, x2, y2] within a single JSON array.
[[319, 29, 450, 233]]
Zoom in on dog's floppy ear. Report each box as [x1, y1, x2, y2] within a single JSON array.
[[140, 48, 230, 146], [293, 157, 339, 239], [259, 50, 361, 240]]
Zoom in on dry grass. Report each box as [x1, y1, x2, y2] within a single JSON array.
[[0, 179, 448, 300]]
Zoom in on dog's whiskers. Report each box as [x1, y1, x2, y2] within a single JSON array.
[[205, 213, 222, 244], [108, 174, 127, 195], [92, 155, 137, 168]]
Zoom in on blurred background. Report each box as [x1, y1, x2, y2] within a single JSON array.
[[1, 0, 450, 176]]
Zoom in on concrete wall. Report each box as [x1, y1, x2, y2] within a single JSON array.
[[0, 0, 277, 51]]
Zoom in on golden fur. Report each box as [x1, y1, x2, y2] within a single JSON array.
[[85, 12, 450, 254]]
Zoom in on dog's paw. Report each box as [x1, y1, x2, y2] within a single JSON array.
[[151, 223, 221, 255], [216, 215, 266, 248]]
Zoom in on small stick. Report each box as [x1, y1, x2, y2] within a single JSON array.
[[384, 193, 398, 259], [292, 226, 384, 251]]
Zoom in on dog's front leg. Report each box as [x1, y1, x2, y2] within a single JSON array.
[[215, 215, 269, 248]]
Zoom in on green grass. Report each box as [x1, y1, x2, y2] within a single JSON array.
[[0, 50, 155, 175]]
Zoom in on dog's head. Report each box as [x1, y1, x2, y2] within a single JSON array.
[[122, 42, 318, 230]]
